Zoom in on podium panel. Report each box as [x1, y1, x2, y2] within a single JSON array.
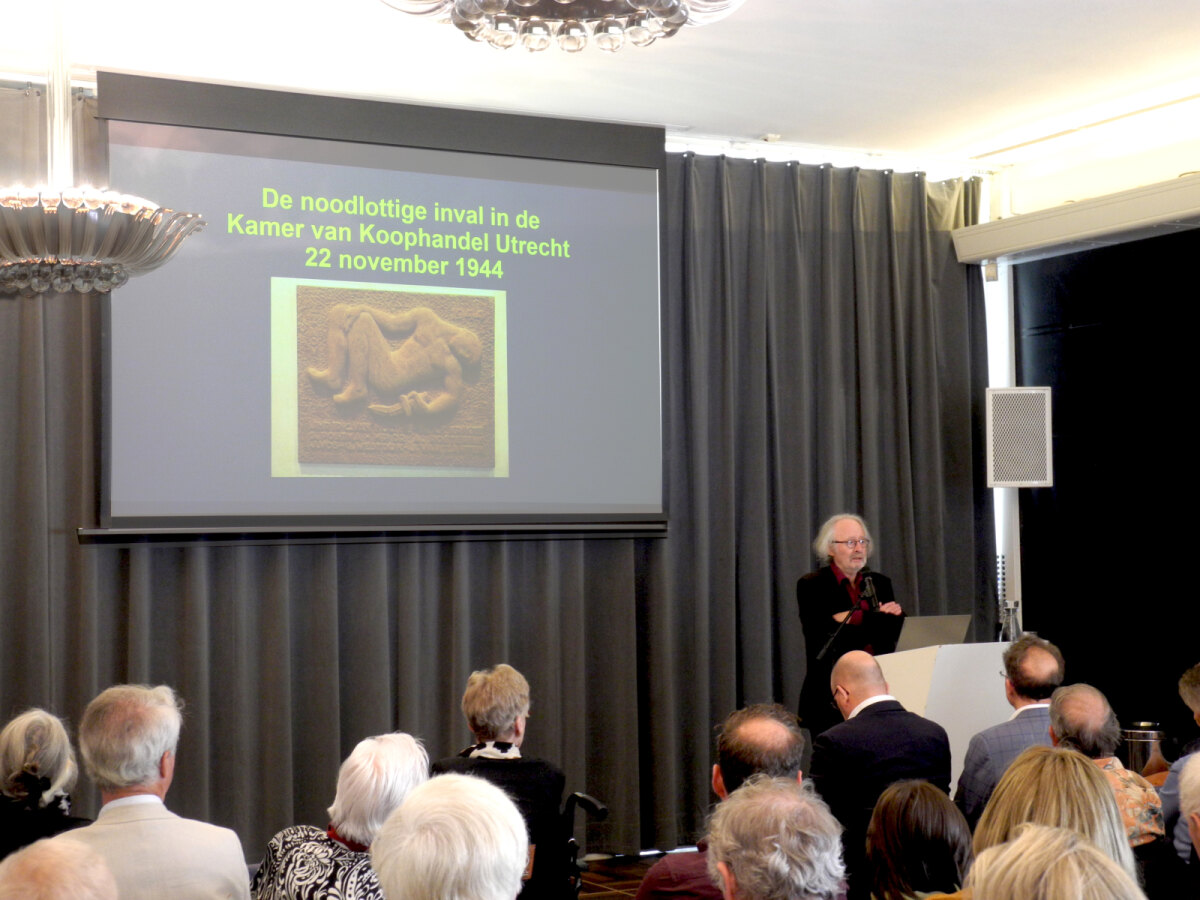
[[877, 642, 1012, 788]]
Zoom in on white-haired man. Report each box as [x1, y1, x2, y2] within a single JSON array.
[[52, 684, 250, 900], [371, 773, 528, 900], [705, 776, 844, 900], [251, 732, 429, 900], [0, 837, 117, 900]]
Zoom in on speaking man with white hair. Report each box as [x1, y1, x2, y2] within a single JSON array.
[[251, 732, 429, 900], [371, 774, 529, 900], [51, 684, 250, 900]]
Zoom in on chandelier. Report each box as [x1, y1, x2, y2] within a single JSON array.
[[383, 0, 748, 52], [0, 5, 204, 297]]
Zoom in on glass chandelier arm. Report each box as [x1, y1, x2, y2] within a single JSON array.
[[379, 0, 453, 16], [683, 0, 749, 25]]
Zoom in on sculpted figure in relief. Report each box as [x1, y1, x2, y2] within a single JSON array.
[[307, 304, 483, 417]]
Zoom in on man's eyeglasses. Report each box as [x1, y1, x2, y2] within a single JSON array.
[[831, 539, 870, 549]]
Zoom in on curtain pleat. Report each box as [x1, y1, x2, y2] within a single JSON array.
[[1, 86, 991, 860]]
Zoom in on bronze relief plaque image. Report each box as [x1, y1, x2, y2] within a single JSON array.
[[296, 285, 497, 469]]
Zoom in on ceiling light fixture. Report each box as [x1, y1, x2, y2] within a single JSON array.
[[0, 3, 204, 297], [383, 0, 748, 52]]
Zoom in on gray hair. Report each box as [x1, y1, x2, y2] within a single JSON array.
[[78, 685, 183, 792], [706, 775, 845, 900], [0, 709, 78, 807], [811, 514, 872, 563], [0, 838, 118, 900], [461, 664, 531, 742], [968, 823, 1146, 900], [1180, 753, 1200, 820], [1049, 684, 1121, 759], [327, 732, 430, 846], [371, 773, 528, 900]]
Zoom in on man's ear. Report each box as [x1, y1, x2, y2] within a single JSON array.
[[1188, 811, 1200, 855], [1048, 726, 1060, 746], [716, 861, 737, 900], [712, 765, 728, 800]]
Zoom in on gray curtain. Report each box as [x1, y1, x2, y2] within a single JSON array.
[[1, 87, 990, 860]]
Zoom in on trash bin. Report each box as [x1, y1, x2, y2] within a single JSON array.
[[1122, 722, 1164, 774]]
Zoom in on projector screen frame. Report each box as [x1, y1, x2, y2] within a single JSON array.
[[92, 73, 667, 538]]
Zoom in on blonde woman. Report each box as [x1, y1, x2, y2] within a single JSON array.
[[973, 745, 1135, 880], [969, 824, 1146, 900]]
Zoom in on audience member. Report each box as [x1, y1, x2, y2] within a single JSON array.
[[705, 775, 844, 900], [973, 745, 1136, 882], [1179, 753, 1200, 890], [967, 823, 1147, 900], [953, 634, 1063, 828], [0, 836, 118, 900], [0, 709, 89, 859], [371, 773, 527, 900], [865, 780, 972, 900], [252, 732, 429, 900], [52, 684, 250, 900], [1159, 661, 1200, 861], [808, 651, 950, 897], [636, 704, 806, 900], [433, 664, 564, 900], [1183, 753, 1200, 851], [1049, 683, 1164, 848]]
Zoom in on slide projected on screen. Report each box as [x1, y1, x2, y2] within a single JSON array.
[[104, 114, 662, 527], [271, 279, 509, 478]]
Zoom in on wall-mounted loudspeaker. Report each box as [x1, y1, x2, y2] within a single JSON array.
[[986, 387, 1053, 487]]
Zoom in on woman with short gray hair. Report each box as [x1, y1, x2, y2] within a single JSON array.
[[433, 664, 565, 900], [0, 709, 90, 860]]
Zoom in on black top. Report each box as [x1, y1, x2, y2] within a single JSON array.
[[0, 793, 90, 860], [432, 753, 567, 900]]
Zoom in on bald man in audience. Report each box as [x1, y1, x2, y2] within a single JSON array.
[[954, 633, 1063, 828], [808, 651, 950, 898], [1049, 683, 1164, 848], [635, 704, 806, 900]]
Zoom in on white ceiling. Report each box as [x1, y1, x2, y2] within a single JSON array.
[[4, 0, 1200, 166]]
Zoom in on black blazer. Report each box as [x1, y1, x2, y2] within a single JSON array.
[[808, 699, 951, 897]]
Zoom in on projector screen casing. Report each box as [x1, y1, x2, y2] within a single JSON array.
[[96, 74, 665, 534]]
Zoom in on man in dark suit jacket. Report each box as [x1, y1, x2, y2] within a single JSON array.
[[808, 651, 951, 899]]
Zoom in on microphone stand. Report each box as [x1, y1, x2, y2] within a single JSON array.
[[816, 569, 874, 661]]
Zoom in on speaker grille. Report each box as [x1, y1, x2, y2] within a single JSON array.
[[986, 388, 1052, 487]]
